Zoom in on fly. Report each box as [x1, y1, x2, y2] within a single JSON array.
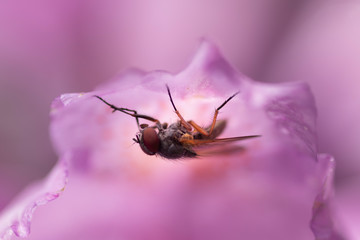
[[94, 85, 260, 159]]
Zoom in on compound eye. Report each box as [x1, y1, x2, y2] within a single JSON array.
[[140, 127, 160, 155]]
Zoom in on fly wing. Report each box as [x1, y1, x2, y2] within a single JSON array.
[[191, 135, 260, 157], [180, 135, 260, 158], [193, 119, 227, 140], [207, 119, 226, 139], [183, 135, 261, 146], [194, 144, 246, 157]]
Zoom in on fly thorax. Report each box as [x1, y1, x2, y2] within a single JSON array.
[[179, 133, 193, 143]]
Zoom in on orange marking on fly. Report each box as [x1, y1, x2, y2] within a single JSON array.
[[94, 86, 260, 159]]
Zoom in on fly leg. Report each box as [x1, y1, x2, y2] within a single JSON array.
[[187, 91, 239, 137], [94, 95, 161, 130], [166, 85, 192, 131]]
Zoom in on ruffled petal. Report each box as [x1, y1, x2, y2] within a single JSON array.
[[0, 156, 68, 239], [311, 154, 346, 240], [0, 40, 344, 240], [45, 40, 334, 240]]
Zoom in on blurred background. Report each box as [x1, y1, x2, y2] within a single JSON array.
[[0, 0, 359, 218]]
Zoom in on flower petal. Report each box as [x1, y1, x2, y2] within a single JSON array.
[[311, 154, 346, 240], [1, 40, 343, 240], [0, 156, 68, 239], [45, 40, 332, 240]]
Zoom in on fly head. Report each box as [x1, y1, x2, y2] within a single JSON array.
[[135, 127, 160, 156]]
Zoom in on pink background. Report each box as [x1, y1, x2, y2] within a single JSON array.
[[1, 1, 359, 231]]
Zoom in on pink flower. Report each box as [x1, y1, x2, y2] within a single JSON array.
[[0, 41, 344, 239]]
